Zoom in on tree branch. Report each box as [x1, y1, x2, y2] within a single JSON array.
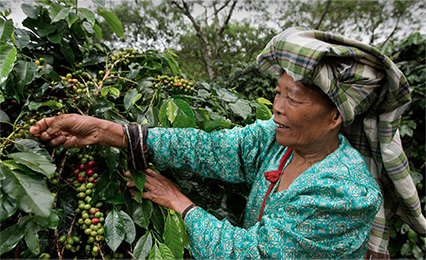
[[379, 16, 400, 48], [219, 0, 237, 35], [314, 0, 331, 30], [170, 1, 201, 37]]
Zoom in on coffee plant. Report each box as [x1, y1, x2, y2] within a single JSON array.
[[214, 62, 277, 102], [0, 1, 271, 259], [383, 32, 426, 260], [1, 1, 424, 259]]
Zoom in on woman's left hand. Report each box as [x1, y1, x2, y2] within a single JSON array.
[[125, 169, 194, 214]]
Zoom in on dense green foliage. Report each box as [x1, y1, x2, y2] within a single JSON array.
[[0, 1, 271, 259], [103, 0, 425, 81], [0, 1, 424, 259], [383, 32, 426, 259]]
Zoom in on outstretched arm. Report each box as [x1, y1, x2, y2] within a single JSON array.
[[29, 114, 124, 149]]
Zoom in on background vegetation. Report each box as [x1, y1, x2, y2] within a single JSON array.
[[0, 0, 424, 259]]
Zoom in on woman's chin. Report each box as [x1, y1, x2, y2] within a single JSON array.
[[275, 136, 293, 147]]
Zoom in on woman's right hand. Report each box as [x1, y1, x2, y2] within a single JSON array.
[[29, 114, 124, 149]]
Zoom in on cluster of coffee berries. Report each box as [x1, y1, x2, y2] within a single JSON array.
[[13, 113, 49, 140], [61, 73, 87, 95], [58, 235, 82, 253], [154, 75, 196, 94], [14, 118, 36, 139], [70, 151, 106, 257], [35, 58, 45, 70], [110, 48, 139, 65]]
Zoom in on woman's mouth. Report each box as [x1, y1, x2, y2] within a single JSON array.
[[276, 123, 289, 129]]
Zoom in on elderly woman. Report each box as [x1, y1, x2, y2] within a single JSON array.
[[30, 27, 425, 259]]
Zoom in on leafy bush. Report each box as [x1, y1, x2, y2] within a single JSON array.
[[383, 32, 426, 260], [0, 1, 271, 259], [215, 62, 277, 102]]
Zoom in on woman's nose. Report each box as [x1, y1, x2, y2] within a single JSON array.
[[273, 98, 285, 115]]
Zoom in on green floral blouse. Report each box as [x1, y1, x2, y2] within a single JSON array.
[[147, 119, 382, 259]]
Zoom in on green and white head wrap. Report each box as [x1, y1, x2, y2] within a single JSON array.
[[257, 26, 426, 256]]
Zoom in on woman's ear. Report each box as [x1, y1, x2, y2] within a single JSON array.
[[330, 109, 343, 130]]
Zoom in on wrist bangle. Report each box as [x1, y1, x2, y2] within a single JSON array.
[[122, 124, 149, 170], [121, 133, 126, 148], [182, 204, 197, 220]]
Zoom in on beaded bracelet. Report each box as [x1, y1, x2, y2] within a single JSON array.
[[182, 204, 198, 220]]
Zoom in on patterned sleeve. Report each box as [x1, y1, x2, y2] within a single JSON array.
[[146, 119, 276, 184], [184, 175, 382, 259]]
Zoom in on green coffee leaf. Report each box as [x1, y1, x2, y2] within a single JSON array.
[[400, 242, 411, 256], [37, 22, 56, 37], [159, 101, 170, 127], [15, 60, 38, 94], [91, 171, 120, 202], [104, 208, 125, 252], [151, 204, 165, 235], [47, 31, 61, 44], [158, 242, 175, 259], [0, 109, 10, 123], [82, 21, 94, 34], [21, 3, 39, 20], [34, 210, 60, 228], [106, 193, 125, 205], [130, 169, 146, 193], [257, 97, 272, 105], [13, 139, 52, 162], [0, 223, 25, 254], [0, 193, 17, 222], [120, 210, 136, 244], [133, 232, 152, 260], [99, 146, 120, 175], [48, 3, 71, 23], [28, 100, 62, 111], [8, 152, 56, 178], [255, 102, 272, 120], [229, 100, 252, 120], [173, 212, 190, 248], [66, 12, 79, 27], [0, 19, 14, 43], [93, 23, 103, 41], [101, 87, 109, 96], [1, 160, 32, 175], [124, 88, 142, 111], [0, 165, 54, 218], [149, 243, 174, 260], [99, 10, 124, 38], [166, 100, 178, 123], [148, 243, 161, 259], [25, 220, 42, 255], [163, 213, 183, 259], [203, 119, 231, 132], [78, 8, 96, 24], [412, 244, 424, 260], [132, 200, 153, 229], [0, 44, 17, 85], [173, 115, 197, 128]]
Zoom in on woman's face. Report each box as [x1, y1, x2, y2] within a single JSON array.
[[273, 73, 340, 151]]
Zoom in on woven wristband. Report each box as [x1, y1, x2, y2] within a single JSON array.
[[122, 124, 149, 170], [182, 204, 197, 220]]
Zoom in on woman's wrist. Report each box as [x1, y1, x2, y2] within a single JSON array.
[[172, 196, 194, 215], [181, 204, 198, 220], [96, 119, 125, 148]]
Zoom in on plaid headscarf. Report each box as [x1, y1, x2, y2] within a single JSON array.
[[257, 27, 426, 257]]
